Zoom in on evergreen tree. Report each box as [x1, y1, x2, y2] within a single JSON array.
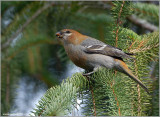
[[1, 1, 159, 116]]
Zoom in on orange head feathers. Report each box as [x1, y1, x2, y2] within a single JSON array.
[[56, 29, 88, 45]]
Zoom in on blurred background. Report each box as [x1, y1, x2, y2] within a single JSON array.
[[1, 1, 159, 116]]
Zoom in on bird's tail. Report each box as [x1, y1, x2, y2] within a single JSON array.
[[117, 60, 149, 94]]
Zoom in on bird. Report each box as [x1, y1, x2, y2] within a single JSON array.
[[56, 29, 149, 94]]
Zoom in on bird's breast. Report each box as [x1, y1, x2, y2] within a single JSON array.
[[64, 45, 89, 70]]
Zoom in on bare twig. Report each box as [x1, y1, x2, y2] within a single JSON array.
[[1, 2, 55, 50], [127, 15, 158, 32]]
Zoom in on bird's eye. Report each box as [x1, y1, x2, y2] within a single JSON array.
[[66, 31, 70, 33]]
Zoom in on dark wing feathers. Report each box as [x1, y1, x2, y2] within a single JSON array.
[[81, 37, 134, 60]]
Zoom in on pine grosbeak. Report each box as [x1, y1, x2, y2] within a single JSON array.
[[56, 29, 149, 94]]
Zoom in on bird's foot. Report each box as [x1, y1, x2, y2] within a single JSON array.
[[82, 67, 100, 76], [82, 71, 94, 76]]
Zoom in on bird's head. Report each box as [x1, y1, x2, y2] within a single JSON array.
[[56, 29, 76, 40], [56, 29, 88, 45]]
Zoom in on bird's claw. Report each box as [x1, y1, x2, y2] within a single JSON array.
[[82, 72, 94, 76], [82, 73, 90, 76]]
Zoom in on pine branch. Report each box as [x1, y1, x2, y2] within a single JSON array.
[[127, 15, 158, 32], [111, 81, 121, 116], [27, 2, 159, 116], [6, 38, 59, 60], [130, 35, 159, 53], [91, 69, 139, 116], [133, 2, 159, 19], [115, 1, 125, 47], [134, 61, 142, 116], [119, 27, 142, 41], [111, 1, 133, 48], [89, 85, 96, 116], [1, 2, 55, 50], [31, 73, 88, 116]]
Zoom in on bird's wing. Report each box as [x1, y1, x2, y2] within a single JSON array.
[[81, 37, 134, 60]]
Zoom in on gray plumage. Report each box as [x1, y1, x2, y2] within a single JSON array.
[[81, 37, 134, 60]]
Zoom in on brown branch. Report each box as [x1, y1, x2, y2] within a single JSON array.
[[112, 2, 124, 114], [1, 2, 55, 50], [115, 1, 125, 47], [111, 82, 121, 116], [130, 43, 159, 53], [128, 40, 136, 50], [136, 40, 145, 49], [127, 15, 158, 32], [117, 1, 125, 26], [90, 85, 96, 116]]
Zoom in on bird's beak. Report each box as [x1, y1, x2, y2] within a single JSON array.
[[56, 32, 63, 38]]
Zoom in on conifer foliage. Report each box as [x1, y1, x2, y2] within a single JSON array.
[[32, 1, 159, 116], [1, 1, 159, 116]]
